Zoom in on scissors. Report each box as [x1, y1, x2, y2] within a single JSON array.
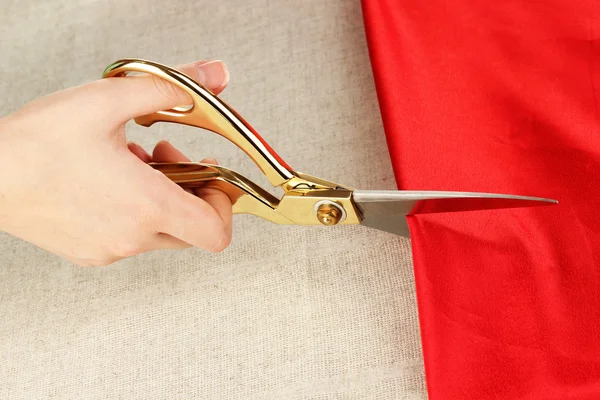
[[102, 59, 557, 237]]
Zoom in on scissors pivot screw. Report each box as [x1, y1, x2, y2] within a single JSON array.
[[315, 200, 346, 226]]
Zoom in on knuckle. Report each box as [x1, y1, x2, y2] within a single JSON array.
[[151, 75, 184, 104]]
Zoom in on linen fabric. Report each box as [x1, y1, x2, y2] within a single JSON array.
[[0, 1, 427, 399]]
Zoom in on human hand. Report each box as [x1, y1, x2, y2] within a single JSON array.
[[0, 60, 233, 266]]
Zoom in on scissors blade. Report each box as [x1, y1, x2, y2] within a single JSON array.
[[352, 190, 557, 237]]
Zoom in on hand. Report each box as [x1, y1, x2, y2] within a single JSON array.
[[0, 60, 233, 266]]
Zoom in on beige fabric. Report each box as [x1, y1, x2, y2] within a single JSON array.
[[0, 0, 427, 398]]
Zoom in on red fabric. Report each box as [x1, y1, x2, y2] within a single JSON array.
[[361, 1, 600, 399]]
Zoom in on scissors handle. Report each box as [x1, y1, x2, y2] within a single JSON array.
[[149, 162, 294, 224], [102, 59, 295, 187]]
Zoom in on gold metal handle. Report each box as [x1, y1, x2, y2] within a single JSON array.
[[102, 59, 295, 187], [150, 162, 293, 224], [101, 59, 362, 228]]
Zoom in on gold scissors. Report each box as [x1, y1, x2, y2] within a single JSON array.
[[102, 59, 557, 237]]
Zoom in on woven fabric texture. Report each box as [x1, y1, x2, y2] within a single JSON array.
[[0, 1, 426, 398]]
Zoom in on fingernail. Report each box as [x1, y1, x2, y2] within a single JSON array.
[[203, 158, 218, 165], [197, 60, 229, 90]]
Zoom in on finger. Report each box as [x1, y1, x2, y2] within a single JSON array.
[[151, 140, 194, 194], [192, 157, 232, 239], [201, 158, 218, 165], [153, 143, 232, 237], [152, 141, 217, 167], [152, 143, 222, 201], [151, 140, 201, 195], [152, 140, 191, 162], [128, 142, 153, 163], [157, 185, 232, 253], [194, 186, 233, 243], [105, 60, 230, 121], [149, 140, 232, 251]]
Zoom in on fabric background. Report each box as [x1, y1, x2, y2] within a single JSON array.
[[0, 1, 427, 399]]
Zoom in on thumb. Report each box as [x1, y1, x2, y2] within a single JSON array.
[[104, 60, 229, 121]]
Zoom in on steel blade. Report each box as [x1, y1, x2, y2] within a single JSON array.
[[352, 190, 557, 237]]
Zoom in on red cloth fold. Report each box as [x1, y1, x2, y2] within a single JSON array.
[[361, 1, 600, 398]]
